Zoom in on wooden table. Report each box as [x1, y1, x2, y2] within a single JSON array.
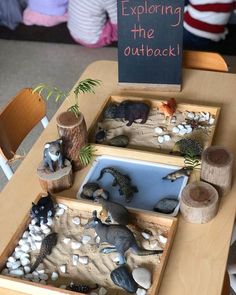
[[1, 61, 236, 295]]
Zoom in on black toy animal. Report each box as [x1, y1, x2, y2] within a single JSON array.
[[30, 193, 55, 226], [104, 100, 150, 126], [43, 139, 65, 172]]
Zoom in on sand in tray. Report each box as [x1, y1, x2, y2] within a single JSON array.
[[98, 108, 214, 152], [33, 208, 168, 295]]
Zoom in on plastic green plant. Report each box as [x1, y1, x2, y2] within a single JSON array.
[[32, 78, 101, 118], [79, 144, 96, 166], [184, 150, 201, 170]]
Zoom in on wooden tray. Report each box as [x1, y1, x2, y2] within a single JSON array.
[[88, 95, 220, 159], [0, 196, 177, 295]]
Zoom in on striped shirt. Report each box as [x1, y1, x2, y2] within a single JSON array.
[[184, 0, 236, 41], [67, 0, 117, 46]]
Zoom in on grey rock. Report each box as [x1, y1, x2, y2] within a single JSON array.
[[153, 198, 179, 214], [109, 135, 129, 148], [110, 265, 138, 293]]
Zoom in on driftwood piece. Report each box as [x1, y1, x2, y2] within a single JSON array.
[[37, 159, 73, 193], [56, 111, 88, 171], [180, 181, 219, 224], [201, 146, 234, 197]]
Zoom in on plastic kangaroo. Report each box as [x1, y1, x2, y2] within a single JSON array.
[[85, 211, 163, 265]]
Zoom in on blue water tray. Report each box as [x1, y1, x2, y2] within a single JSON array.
[[78, 155, 188, 216]]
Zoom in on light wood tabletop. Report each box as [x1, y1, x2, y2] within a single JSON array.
[[1, 60, 236, 295]]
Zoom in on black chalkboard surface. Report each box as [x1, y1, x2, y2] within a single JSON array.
[[118, 0, 184, 90]]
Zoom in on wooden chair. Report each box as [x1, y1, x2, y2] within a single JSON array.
[[183, 50, 228, 72], [0, 88, 48, 180]]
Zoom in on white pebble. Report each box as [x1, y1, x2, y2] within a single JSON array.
[[132, 267, 152, 290], [170, 116, 176, 123], [30, 242, 37, 251], [56, 208, 65, 216], [159, 235, 167, 244], [39, 273, 49, 281], [163, 134, 171, 142], [157, 136, 164, 144], [42, 228, 51, 235], [141, 232, 150, 240], [1, 268, 9, 275], [9, 261, 21, 270], [154, 127, 163, 134], [25, 274, 33, 280], [47, 218, 53, 226], [72, 217, 81, 225], [187, 112, 194, 119], [37, 269, 45, 274], [194, 114, 200, 120], [205, 112, 210, 120], [96, 236, 100, 244], [58, 203, 68, 210], [32, 271, 39, 278], [186, 127, 193, 134], [82, 235, 91, 244], [59, 265, 66, 273], [51, 272, 59, 281], [112, 256, 120, 263], [99, 287, 107, 295], [63, 238, 71, 245], [40, 224, 49, 231], [177, 124, 184, 130], [172, 126, 179, 134], [79, 256, 89, 265], [34, 225, 41, 232], [35, 241, 42, 250], [33, 234, 43, 242], [179, 128, 187, 136], [209, 116, 215, 124], [21, 258, 30, 266], [199, 117, 206, 122], [18, 238, 27, 246], [24, 266, 31, 274], [71, 241, 82, 250], [136, 288, 147, 295], [8, 256, 16, 263], [72, 255, 79, 266], [14, 246, 21, 252], [22, 231, 29, 239], [9, 269, 24, 277], [31, 219, 37, 226]]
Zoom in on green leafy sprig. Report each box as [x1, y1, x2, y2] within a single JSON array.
[[79, 144, 96, 167], [184, 151, 201, 170]]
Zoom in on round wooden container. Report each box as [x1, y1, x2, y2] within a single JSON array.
[[180, 181, 219, 224], [201, 146, 234, 197]]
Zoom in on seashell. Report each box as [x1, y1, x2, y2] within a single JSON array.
[[1, 268, 9, 275], [9, 269, 24, 277], [72, 255, 79, 266], [157, 136, 164, 144], [39, 273, 49, 281], [8, 256, 16, 263], [51, 272, 59, 281], [163, 134, 171, 142], [63, 238, 71, 245], [58, 203, 68, 210], [22, 231, 29, 239], [159, 235, 167, 244], [71, 241, 82, 250], [59, 264, 66, 273], [20, 258, 30, 266], [172, 127, 179, 134], [82, 235, 91, 244], [132, 267, 152, 290], [154, 127, 163, 134], [141, 232, 151, 240], [137, 288, 147, 295], [72, 217, 81, 225], [79, 256, 89, 265], [99, 287, 107, 295], [187, 112, 194, 119], [24, 266, 31, 274], [179, 128, 187, 136], [111, 265, 138, 293], [56, 208, 65, 216], [209, 116, 215, 125], [109, 135, 129, 147]]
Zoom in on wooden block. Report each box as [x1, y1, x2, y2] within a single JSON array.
[[180, 181, 219, 224]]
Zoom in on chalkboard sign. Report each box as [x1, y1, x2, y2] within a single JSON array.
[[118, 0, 184, 91]]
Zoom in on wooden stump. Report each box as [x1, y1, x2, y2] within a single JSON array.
[[180, 181, 219, 224], [37, 159, 73, 193], [201, 146, 234, 197], [56, 111, 88, 171]]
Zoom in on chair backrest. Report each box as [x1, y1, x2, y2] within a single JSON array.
[[183, 50, 228, 72], [0, 88, 46, 160]]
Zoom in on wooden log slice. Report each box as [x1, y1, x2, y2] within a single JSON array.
[[37, 159, 73, 193], [180, 181, 219, 224], [56, 111, 88, 171], [201, 146, 234, 197]]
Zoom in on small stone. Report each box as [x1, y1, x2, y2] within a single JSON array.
[[40, 224, 49, 230], [63, 238, 71, 245], [40, 280, 47, 285], [47, 218, 53, 226], [205, 112, 210, 120], [59, 265, 66, 273], [209, 116, 215, 124], [187, 112, 194, 119], [35, 242, 42, 250], [56, 208, 65, 216], [179, 128, 187, 136], [177, 124, 184, 130], [99, 287, 107, 295], [154, 198, 179, 214], [1, 268, 9, 275], [37, 269, 45, 274], [141, 232, 150, 240], [157, 136, 164, 144], [8, 256, 16, 263], [170, 116, 176, 123], [186, 127, 193, 134], [72, 217, 81, 225], [32, 234, 43, 242], [58, 203, 68, 210], [60, 285, 67, 289], [159, 235, 167, 245], [42, 228, 51, 235], [163, 134, 171, 142], [20, 257, 30, 266], [112, 256, 120, 263], [9, 261, 21, 270], [51, 272, 59, 281], [31, 219, 37, 225], [39, 273, 49, 281], [79, 256, 89, 265], [24, 266, 31, 274], [71, 241, 82, 250], [22, 231, 29, 239], [194, 114, 200, 120], [154, 127, 163, 134], [199, 117, 206, 122], [9, 269, 24, 277], [14, 246, 21, 252], [25, 273, 33, 280], [96, 236, 100, 244], [18, 238, 27, 246], [82, 235, 91, 244], [132, 267, 151, 290], [136, 288, 147, 295], [32, 271, 39, 278], [72, 255, 79, 266], [172, 127, 179, 134]]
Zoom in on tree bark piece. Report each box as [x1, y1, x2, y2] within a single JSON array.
[[56, 111, 88, 171], [201, 146, 234, 197], [180, 181, 219, 224], [37, 159, 73, 193]]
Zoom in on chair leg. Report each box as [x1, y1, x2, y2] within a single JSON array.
[[41, 116, 49, 129], [0, 154, 13, 180]]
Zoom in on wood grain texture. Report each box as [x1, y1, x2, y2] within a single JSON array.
[[1, 61, 236, 295]]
